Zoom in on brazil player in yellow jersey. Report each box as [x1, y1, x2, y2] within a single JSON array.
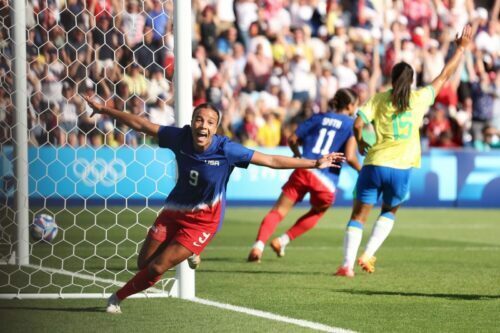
[[335, 26, 473, 277]]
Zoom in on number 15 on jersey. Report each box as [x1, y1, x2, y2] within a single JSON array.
[[392, 113, 413, 140]]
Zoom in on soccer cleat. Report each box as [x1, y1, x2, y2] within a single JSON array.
[[247, 247, 262, 263], [187, 254, 201, 270], [270, 237, 286, 257], [334, 266, 355, 278], [106, 293, 122, 314], [358, 255, 377, 273]]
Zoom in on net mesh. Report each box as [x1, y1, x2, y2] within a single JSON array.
[[0, 0, 182, 298]]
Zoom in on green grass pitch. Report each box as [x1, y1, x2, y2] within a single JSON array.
[[1, 207, 499, 332]]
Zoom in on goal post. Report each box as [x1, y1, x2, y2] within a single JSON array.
[[173, 0, 195, 299], [0, 0, 195, 300], [13, 0, 30, 267]]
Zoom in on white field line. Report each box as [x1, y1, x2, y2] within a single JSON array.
[[192, 297, 356, 333], [0, 263, 168, 296], [205, 245, 500, 251], [1, 263, 356, 331]]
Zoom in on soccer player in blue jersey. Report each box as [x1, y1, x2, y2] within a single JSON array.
[[335, 26, 472, 277], [83, 98, 345, 313], [248, 88, 362, 263]]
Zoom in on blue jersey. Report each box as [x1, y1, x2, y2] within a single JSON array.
[[295, 112, 354, 190], [158, 125, 254, 228]]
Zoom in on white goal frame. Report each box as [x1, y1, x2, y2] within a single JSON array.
[[0, 0, 194, 300]]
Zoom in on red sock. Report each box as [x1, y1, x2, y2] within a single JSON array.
[[116, 267, 162, 300], [256, 210, 284, 243], [287, 210, 325, 240]]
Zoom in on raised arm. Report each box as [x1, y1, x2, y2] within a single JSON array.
[[250, 151, 345, 170], [84, 96, 160, 137], [431, 25, 472, 95]]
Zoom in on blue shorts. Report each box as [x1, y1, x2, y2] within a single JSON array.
[[355, 165, 412, 207]]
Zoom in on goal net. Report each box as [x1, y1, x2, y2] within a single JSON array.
[[0, 0, 194, 299]]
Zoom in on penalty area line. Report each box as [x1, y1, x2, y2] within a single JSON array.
[[192, 297, 356, 333]]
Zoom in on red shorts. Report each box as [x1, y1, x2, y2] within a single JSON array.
[[282, 169, 335, 207], [147, 209, 218, 255]]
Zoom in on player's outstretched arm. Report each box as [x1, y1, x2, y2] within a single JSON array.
[[431, 25, 472, 95], [250, 151, 345, 169], [83, 96, 160, 137]]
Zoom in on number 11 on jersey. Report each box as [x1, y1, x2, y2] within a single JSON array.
[[312, 128, 337, 155]]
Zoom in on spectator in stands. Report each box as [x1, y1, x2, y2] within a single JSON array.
[[147, 68, 171, 103], [290, 49, 313, 102], [470, 51, 495, 143], [199, 5, 218, 60], [57, 82, 80, 147], [123, 64, 149, 98], [133, 25, 160, 71], [86, 0, 114, 22], [245, 43, 273, 91], [121, 0, 146, 48], [492, 68, 500, 131], [92, 16, 124, 70], [475, 124, 500, 151], [148, 93, 175, 127], [4, 0, 497, 153], [145, 0, 170, 49], [59, 0, 84, 32], [235, 0, 258, 51], [257, 111, 282, 148], [426, 104, 453, 147], [216, 26, 239, 62], [206, 73, 226, 109], [220, 42, 247, 93], [436, 130, 461, 149], [192, 45, 218, 83], [239, 106, 259, 146], [248, 21, 273, 59], [28, 91, 47, 146]]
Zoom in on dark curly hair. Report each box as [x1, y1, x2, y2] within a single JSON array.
[[329, 88, 358, 112]]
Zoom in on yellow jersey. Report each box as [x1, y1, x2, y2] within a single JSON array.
[[358, 86, 435, 169]]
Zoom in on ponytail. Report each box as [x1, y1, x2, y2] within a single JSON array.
[[390, 62, 414, 113]]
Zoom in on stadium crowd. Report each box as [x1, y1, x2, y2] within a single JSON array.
[[0, 0, 499, 150]]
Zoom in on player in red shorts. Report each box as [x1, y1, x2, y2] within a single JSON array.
[[84, 98, 345, 313], [248, 89, 362, 262]]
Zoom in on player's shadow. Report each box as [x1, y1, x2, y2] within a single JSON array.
[[202, 257, 243, 263], [0, 305, 103, 313], [201, 257, 330, 276], [202, 269, 326, 276], [338, 289, 500, 301]]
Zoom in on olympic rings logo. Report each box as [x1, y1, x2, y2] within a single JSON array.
[[72, 158, 127, 187]]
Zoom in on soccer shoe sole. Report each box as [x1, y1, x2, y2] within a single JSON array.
[[247, 248, 262, 263], [334, 266, 355, 278], [358, 256, 377, 273], [106, 304, 122, 314], [270, 238, 285, 257]]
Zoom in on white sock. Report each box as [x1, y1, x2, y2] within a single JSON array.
[[279, 234, 290, 247], [342, 221, 364, 270], [253, 240, 265, 252], [363, 213, 395, 259]]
